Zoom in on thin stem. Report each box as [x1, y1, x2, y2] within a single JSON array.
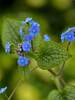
[[66, 42, 71, 51], [8, 79, 22, 100], [48, 69, 65, 92], [59, 76, 66, 86], [48, 69, 57, 77], [58, 61, 65, 76], [8, 66, 38, 100], [55, 76, 63, 92], [31, 40, 35, 51]]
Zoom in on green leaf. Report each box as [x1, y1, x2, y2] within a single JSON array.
[[47, 90, 63, 100], [1, 18, 21, 47], [32, 34, 43, 52], [64, 84, 75, 100], [34, 41, 69, 69]]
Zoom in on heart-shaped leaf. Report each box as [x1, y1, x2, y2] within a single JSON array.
[[34, 41, 69, 69], [1, 18, 21, 48]]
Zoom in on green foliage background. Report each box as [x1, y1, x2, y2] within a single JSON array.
[[0, 0, 75, 100]]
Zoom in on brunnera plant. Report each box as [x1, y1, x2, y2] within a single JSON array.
[[0, 17, 75, 100]]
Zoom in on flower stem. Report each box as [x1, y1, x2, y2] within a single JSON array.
[[55, 76, 63, 92], [48, 69, 57, 77], [48, 69, 65, 92], [7, 66, 38, 100], [8, 79, 22, 100], [31, 40, 34, 51], [66, 42, 71, 51]]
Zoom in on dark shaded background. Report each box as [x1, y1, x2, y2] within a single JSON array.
[[0, 0, 75, 35]]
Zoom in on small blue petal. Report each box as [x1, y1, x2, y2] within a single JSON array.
[[0, 86, 7, 94], [22, 21, 26, 25], [28, 24, 40, 37], [19, 27, 23, 35], [30, 21, 40, 27], [21, 18, 32, 25], [5, 42, 10, 53], [22, 41, 31, 52], [61, 33, 65, 43], [24, 34, 33, 41], [68, 27, 75, 32], [17, 56, 29, 67], [65, 31, 75, 41], [25, 17, 32, 23], [44, 34, 51, 41]]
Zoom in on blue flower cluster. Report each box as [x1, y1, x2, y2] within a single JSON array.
[[5, 18, 75, 67], [19, 17, 40, 38], [61, 27, 75, 42], [18, 18, 40, 66], [4, 17, 75, 97], [5, 18, 41, 67]]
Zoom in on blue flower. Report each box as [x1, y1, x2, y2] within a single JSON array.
[[28, 23, 40, 37], [0, 86, 7, 94], [22, 41, 31, 52], [61, 31, 75, 42], [24, 34, 33, 41], [65, 31, 75, 41], [17, 56, 29, 67], [5, 42, 11, 53], [44, 34, 51, 41]]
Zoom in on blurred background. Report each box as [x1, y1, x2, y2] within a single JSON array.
[[0, 0, 75, 100]]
